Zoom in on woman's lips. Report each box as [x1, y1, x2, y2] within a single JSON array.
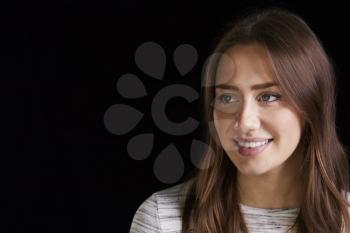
[[235, 139, 273, 157]]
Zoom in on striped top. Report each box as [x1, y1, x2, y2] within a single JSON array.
[[129, 179, 348, 233]]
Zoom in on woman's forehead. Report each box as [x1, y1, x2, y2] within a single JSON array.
[[215, 45, 276, 86]]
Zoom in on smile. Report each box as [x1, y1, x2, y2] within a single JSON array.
[[234, 139, 273, 156]]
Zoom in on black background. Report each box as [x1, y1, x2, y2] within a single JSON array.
[[3, 0, 350, 232]]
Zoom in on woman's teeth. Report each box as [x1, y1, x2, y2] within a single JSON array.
[[237, 139, 269, 148]]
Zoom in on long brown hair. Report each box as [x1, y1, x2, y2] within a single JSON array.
[[181, 7, 350, 233]]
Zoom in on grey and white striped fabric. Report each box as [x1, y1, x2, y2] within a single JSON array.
[[129, 179, 349, 233]]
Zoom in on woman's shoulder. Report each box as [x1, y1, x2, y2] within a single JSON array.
[[155, 178, 194, 203], [342, 190, 350, 204], [129, 178, 194, 233]]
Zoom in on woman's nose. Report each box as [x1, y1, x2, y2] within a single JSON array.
[[235, 101, 260, 132]]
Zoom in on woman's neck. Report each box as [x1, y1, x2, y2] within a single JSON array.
[[237, 157, 303, 209]]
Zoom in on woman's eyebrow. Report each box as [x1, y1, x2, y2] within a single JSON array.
[[215, 82, 278, 90]]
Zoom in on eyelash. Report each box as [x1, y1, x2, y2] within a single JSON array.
[[216, 93, 282, 105]]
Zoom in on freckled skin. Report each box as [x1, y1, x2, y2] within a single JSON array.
[[213, 43, 304, 208]]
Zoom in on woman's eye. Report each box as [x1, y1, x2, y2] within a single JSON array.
[[217, 94, 238, 104], [259, 93, 281, 103]]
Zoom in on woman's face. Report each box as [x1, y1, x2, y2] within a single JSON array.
[[213, 43, 303, 176]]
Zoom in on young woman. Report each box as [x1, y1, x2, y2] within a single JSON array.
[[129, 7, 350, 233]]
